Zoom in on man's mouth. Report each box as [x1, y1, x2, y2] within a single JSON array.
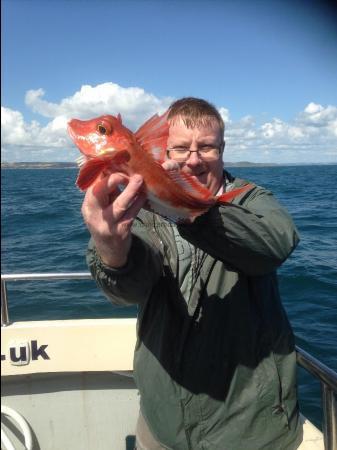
[[190, 172, 207, 184]]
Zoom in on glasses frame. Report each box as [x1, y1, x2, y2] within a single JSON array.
[[166, 143, 224, 162]]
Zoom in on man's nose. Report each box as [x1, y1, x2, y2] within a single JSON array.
[[185, 149, 203, 166]]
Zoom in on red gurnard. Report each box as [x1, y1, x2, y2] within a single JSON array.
[[67, 112, 252, 222]]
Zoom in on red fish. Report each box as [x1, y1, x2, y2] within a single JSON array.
[[67, 112, 253, 222]]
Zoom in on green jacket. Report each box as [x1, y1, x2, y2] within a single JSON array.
[[87, 172, 303, 450]]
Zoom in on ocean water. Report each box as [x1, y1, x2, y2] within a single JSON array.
[[1, 165, 337, 429]]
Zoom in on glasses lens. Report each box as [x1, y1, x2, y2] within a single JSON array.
[[167, 149, 190, 161], [199, 148, 219, 160], [167, 147, 220, 162]]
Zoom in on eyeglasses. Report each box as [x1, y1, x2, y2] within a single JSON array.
[[166, 145, 222, 162]]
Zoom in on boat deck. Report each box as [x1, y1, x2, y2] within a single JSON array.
[[1, 318, 331, 450]]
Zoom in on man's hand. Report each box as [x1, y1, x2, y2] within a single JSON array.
[[81, 173, 146, 268], [161, 160, 180, 171]]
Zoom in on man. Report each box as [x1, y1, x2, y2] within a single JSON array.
[[82, 98, 302, 449]]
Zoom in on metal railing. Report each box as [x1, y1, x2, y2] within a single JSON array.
[[1, 272, 92, 327], [296, 346, 337, 450], [1, 272, 337, 449]]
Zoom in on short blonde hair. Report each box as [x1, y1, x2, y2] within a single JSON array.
[[167, 97, 225, 140]]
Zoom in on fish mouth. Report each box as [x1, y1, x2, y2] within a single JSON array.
[[75, 147, 119, 167], [98, 147, 117, 155]]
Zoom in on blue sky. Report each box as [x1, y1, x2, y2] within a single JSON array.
[[2, 0, 337, 163]]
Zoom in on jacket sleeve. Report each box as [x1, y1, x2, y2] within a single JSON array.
[[86, 215, 163, 306], [177, 185, 300, 275]]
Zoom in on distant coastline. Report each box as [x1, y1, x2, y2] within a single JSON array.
[[2, 161, 336, 169], [1, 162, 78, 169]]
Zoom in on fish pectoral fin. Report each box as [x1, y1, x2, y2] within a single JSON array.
[[102, 149, 130, 164], [216, 184, 255, 204], [76, 158, 108, 191], [76, 151, 131, 191], [135, 111, 169, 163]]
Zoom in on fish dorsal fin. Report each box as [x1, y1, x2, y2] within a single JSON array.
[[166, 169, 214, 200], [135, 110, 169, 163]]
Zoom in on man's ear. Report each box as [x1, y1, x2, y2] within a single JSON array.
[[221, 141, 226, 153]]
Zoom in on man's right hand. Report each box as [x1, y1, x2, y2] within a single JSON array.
[[81, 173, 146, 268]]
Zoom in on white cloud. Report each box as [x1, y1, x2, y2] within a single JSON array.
[[1, 106, 71, 161], [328, 119, 337, 137], [224, 102, 337, 163], [260, 119, 306, 141], [25, 88, 60, 118], [1, 107, 40, 145], [25, 82, 173, 128], [302, 102, 337, 124], [1, 83, 337, 163], [219, 107, 230, 123], [2, 83, 173, 162]]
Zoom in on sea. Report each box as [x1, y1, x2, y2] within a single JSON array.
[[1, 165, 337, 429]]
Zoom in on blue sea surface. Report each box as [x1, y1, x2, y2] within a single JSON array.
[[1, 165, 337, 429]]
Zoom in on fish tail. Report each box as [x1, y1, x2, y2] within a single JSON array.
[[216, 184, 254, 204]]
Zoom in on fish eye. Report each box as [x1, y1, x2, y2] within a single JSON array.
[[97, 122, 112, 135]]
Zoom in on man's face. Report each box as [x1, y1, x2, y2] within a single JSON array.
[[167, 117, 224, 195]]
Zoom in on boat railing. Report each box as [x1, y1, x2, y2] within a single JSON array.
[[1, 272, 92, 326], [1, 272, 337, 450]]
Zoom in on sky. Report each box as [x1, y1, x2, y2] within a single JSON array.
[[1, 0, 337, 164]]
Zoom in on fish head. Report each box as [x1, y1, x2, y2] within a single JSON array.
[[67, 114, 134, 158]]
